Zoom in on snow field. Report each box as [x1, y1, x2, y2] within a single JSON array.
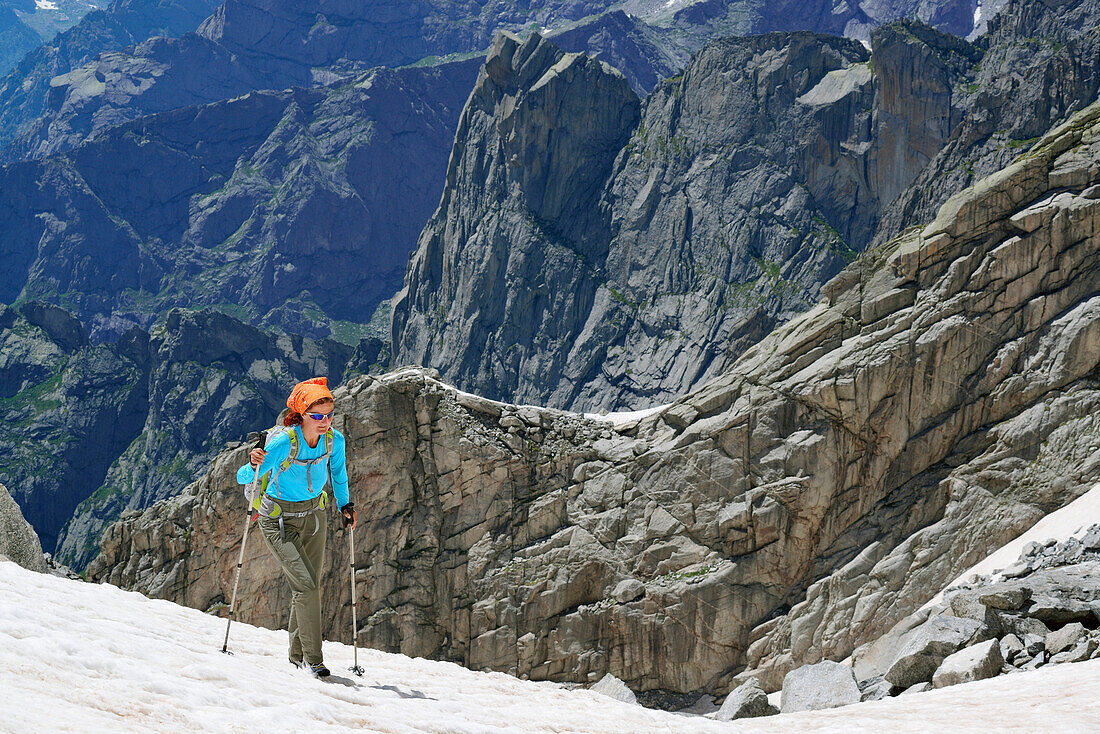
[[2, 559, 1100, 732], [925, 483, 1100, 608]]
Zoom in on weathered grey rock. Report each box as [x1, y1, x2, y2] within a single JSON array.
[[931, 639, 1003, 688], [612, 578, 644, 603], [1011, 617, 1053, 640], [900, 682, 932, 695], [0, 482, 46, 573], [1021, 651, 1047, 671], [1049, 637, 1098, 665], [1022, 634, 1046, 657], [979, 588, 1031, 611], [876, 0, 1100, 245], [1045, 623, 1087, 656], [590, 673, 637, 704], [715, 677, 778, 721], [780, 661, 861, 713], [858, 675, 894, 702], [884, 615, 982, 688], [999, 634, 1025, 662], [852, 607, 934, 681], [399, 25, 978, 412]]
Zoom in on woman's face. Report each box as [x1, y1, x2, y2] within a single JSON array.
[[303, 400, 335, 430]]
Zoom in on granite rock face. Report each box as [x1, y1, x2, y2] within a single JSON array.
[[876, 0, 1100, 244], [0, 481, 47, 573], [394, 26, 984, 411], [392, 31, 644, 409], [90, 96, 1100, 696]]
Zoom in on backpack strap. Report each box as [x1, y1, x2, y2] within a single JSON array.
[[270, 426, 335, 502]]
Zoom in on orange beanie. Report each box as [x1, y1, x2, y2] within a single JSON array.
[[287, 377, 333, 414]]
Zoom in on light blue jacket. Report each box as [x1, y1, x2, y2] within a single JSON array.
[[236, 425, 350, 508]]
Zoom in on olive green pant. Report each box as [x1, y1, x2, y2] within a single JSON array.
[[258, 504, 327, 666]]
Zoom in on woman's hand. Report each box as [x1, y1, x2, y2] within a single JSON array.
[[250, 448, 266, 468], [341, 503, 356, 529]]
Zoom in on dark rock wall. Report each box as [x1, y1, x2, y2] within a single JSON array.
[[0, 59, 480, 343], [0, 303, 149, 555]]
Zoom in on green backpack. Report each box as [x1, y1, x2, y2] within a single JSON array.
[[246, 425, 335, 516]]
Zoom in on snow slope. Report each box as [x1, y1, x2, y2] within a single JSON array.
[[2, 562, 1100, 732], [925, 482, 1100, 608]]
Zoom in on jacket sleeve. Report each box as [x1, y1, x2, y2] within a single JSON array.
[[330, 430, 350, 508], [235, 431, 292, 485]]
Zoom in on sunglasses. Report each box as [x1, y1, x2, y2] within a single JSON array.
[[306, 411, 334, 421]]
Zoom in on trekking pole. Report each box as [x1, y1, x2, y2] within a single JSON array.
[[222, 431, 266, 654], [348, 521, 364, 676]]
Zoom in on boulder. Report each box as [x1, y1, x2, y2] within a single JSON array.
[[781, 661, 861, 713], [0, 483, 46, 573], [884, 615, 983, 688], [858, 676, 894, 702], [1022, 634, 1046, 657], [932, 640, 1003, 688], [715, 677, 779, 721], [612, 579, 644, 603], [999, 634, 1024, 662], [1049, 637, 1098, 665], [1045, 623, 1087, 656], [978, 587, 1031, 611], [900, 682, 932, 695], [590, 674, 637, 704]]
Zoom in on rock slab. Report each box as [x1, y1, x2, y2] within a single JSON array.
[[781, 661, 860, 713], [715, 677, 778, 721], [932, 639, 1004, 689], [0, 482, 46, 573]]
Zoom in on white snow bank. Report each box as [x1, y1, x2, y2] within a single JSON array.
[[584, 404, 669, 425], [925, 482, 1100, 608], [3, 561, 1100, 732], [374, 368, 668, 426]]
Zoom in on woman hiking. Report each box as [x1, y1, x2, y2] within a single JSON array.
[[236, 376, 356, 678]]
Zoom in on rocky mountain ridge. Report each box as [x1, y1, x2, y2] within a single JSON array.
[[394, 0, 1100, 412], [0, 0, 222, 153], [0, 58, 480, 344], [88, 96, 1100, 698]]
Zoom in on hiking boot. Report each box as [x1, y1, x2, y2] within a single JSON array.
[[307, 662, 331, 678], [289, 658, 302, 669]]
